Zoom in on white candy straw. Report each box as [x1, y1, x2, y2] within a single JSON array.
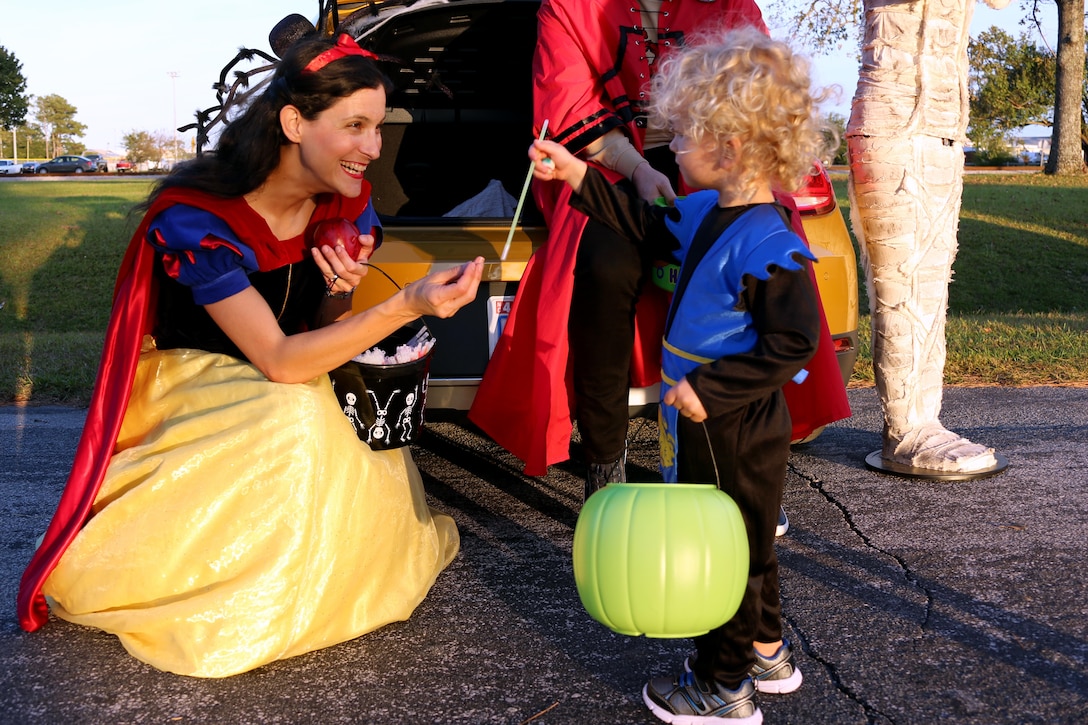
[[501, 119, 549, 262]]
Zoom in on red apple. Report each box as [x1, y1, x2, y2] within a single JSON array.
[[307, 217, 363, 260]]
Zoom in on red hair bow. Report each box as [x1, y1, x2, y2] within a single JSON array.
[[303, 34, 379, 74]]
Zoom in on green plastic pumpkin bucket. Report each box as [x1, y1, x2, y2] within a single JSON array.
[[572, 482, 749, 638]]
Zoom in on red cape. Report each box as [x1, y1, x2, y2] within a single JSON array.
[[469, 181, 850, 477], [775, 197, 852, 443], [16, 186, 371, 632]]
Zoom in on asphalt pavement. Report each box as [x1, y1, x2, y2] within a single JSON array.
[[2, 385, 1086, 724]]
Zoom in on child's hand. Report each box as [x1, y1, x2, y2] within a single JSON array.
[[663, 377, 708, 423], [530, 139, 587, 192]]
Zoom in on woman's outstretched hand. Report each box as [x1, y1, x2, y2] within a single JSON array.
[[402, 257, 485, 319]]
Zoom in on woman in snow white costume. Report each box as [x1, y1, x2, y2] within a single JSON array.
[[16, 33, 484, 677]]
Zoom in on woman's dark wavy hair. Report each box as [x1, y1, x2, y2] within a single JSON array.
[[140, 34, 392, 211]]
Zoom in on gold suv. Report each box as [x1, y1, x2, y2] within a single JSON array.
[[298, 0, 859, 413]]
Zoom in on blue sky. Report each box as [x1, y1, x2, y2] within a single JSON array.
[[795, 1, 1059, 128], [1, 0, 1058, 155], [3, 0, 308, 153]]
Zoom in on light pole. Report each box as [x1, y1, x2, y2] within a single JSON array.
[[167, 71, 179, 166]]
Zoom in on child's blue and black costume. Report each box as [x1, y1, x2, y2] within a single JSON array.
[[572, 168, 821, 689]]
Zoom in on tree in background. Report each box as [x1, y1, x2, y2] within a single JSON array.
[[768, 0, 863, 53], [0, 46, 30, 158], [1044, 0, 1087, 173], [968, 26, 1056, 160], [33, 94, 86, 157], [122, 130, 159, 166], [768, 0, 1086, 176], [120, 130, 195, 169], [3, 122, 47, 159], [14, 125, 48, 159], [153, 130, 193, 167]]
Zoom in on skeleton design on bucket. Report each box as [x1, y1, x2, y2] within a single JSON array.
[[341, 391, 365, 434], [397, 390, 419, 443], [366, 388, 401, 445], [847, 0, 1008, 472]]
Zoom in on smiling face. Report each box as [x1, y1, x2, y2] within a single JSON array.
[[287, 86, 387, 198]]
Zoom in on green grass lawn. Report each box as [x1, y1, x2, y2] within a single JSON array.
[[1, 174, 1087, 405], [0, 180, 149, 404], [832, 172, 1088, 388]]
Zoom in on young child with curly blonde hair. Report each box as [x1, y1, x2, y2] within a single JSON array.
[[529, 26, 834, 723]]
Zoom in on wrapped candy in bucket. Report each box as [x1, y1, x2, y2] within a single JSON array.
[[329, 319, 434, 450]]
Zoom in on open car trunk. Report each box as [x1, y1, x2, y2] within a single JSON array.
[[340, 0, 858, 414], [350, 0, 543, 222], [346, 0, 565, 413]]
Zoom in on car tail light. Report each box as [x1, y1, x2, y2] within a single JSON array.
[[789, 161, 837, 216]]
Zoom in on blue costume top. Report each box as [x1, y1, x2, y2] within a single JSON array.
[[151, 203, 380, 305], [148, 203, 381, 361], [659, 192, 815, 482]]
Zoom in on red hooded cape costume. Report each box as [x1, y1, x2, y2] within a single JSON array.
[[17, 185, 372, 632]]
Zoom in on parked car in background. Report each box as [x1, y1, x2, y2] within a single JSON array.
[[115, 159, 134, 173], [35, 155, 97, 174], [83, 153, 109, 172], [21, 161, 39, 174], [0, 160, 21, 175]]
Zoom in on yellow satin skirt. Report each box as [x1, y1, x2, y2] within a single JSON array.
[[43, 346, 459, 677]]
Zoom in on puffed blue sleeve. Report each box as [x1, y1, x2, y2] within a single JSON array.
[[148, 205, 260, 306], [355, 203, 383, 248]]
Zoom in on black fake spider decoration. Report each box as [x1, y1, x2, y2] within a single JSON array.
[[178, 2, 448, 156], [177, 11, 317, 155]]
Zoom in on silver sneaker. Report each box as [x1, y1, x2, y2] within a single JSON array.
[[643, 671, 762, 724], [684, 639, 802, 695], [749, 640, 803, 694]]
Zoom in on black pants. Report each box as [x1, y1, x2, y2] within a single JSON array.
[[678, 393, 790, 690], [568, 147, 677, 464], [569, 215, 649, 463]]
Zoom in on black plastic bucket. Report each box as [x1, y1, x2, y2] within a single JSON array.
[[329, 320, 432, 449]]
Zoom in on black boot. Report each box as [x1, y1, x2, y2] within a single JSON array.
[[585, 452, 626, 502]]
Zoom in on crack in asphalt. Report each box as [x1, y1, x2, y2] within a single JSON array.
[[785, 459, 937, 724]]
